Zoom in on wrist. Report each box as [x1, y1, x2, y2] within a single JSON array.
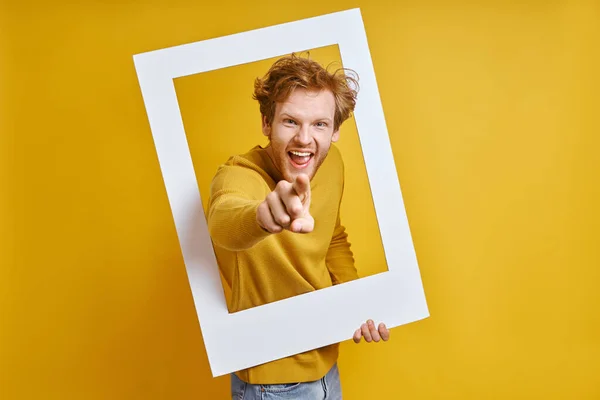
[[255, 201, 269, 233]]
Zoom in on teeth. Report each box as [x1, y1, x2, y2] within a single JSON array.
[[290, 151, 311, 157]]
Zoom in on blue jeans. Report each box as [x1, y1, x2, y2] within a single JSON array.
[[230, 363, 342, 399]]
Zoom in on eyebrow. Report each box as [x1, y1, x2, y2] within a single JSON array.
[[280, 113, 333, 123]]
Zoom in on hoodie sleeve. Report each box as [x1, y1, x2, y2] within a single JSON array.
[[325, 210, 359, 284], [207, 164, 271, 252], [324, 147, 359, 284]]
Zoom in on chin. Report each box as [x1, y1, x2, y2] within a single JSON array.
[[283, 169, 310, 182]]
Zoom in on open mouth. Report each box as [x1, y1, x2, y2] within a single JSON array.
[[288, 150, 314, 169]]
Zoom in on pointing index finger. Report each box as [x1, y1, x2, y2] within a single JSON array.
[[292, 173, 311, 204]]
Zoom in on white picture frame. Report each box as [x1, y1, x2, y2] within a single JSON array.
[[133, 8, 429, 377]]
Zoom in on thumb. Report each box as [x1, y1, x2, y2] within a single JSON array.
[[290, 214, 314, 233], [292, 173, 311, 204]]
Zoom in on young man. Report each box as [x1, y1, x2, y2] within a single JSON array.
[[207, 54, 389, 399]]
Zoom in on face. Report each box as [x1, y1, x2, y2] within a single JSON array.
[[262, 88, 340, 182]]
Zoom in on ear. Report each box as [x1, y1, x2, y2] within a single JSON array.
[[332, 129, 340, 142], [261, 115, 271, 137]]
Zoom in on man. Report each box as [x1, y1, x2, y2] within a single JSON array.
[[207, 53, 389, 399]]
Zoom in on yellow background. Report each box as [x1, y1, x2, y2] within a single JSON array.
[[1, 0, 599, 399]]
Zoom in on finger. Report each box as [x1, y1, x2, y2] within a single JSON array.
[[368, 320, 381, 342], [276, 181, 304, 220], [256, 201, 283, 233], [379, 323, 390, 341], [353, 329, 361, 343], [361, 323, 372, 343], [292, 173, 311, 204], [265, 191, 291, 227], [289, 214, 314, 234], [282, 193, 304, 220]]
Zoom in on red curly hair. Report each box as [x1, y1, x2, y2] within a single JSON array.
[[253, 53, 359, 131]]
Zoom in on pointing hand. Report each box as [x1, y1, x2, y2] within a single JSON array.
[[256, 173, 314, 234]]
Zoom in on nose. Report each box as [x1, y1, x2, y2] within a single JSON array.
[[294, 124, 312, 146]]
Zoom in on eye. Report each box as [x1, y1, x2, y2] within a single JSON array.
[[315, 121, 328, 128], [284, 118, 297, 125]]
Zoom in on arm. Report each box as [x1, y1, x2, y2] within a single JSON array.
[[207, 166, 271, 252], [325, 212, 359, 285], [329, 212, 390, 343], [325, 148, 359, 284]]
